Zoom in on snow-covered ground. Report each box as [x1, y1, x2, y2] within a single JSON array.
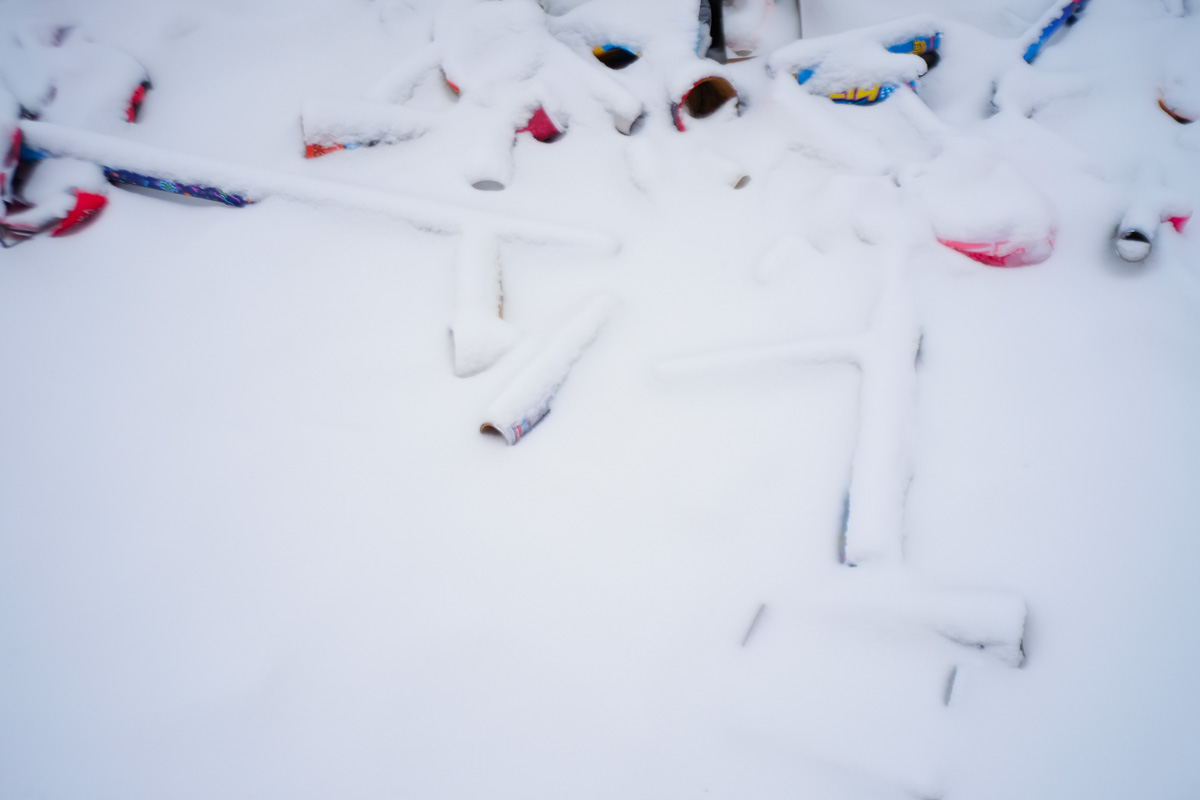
[[2, 1, 1199, 798]]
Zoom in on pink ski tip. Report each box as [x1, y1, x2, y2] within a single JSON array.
[[938, 234, 1055, 267]]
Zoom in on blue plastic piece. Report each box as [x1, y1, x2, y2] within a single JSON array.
[[1024, 0, 1088, 63]]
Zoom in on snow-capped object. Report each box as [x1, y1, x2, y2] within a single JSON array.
[[365, 0, 642, 137], [658, 227, 1028, 658], [355, 0, 643, 187], [450, 232, 521, 377], [546, 0, 699, 56], [480, 293, 615, 445], [1116, 165, 1193, 263], [548, 0, 743, 129], [0, 156, 108, 247], [15, 153, 108, 205], [0, 30, 146, 246], [902, 142, 1056, 267], [301, 98, 431, 158], [35, 34, 150, 129], [1160, 44, 1200, 124], [767, 17, 940, 105]]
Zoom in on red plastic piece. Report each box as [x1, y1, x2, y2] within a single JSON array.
[[517, 107, 564, 142], [304, 142, 346, 159], [50, 191, 107, 237], [1167, 215, 1190, 233], [126, 83, 147, 123], [4, 127, 18, 168]]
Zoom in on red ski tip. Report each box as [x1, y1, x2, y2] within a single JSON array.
[[126, 82, 149, 123]]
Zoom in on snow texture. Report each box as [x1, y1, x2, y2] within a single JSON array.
[[2, 0, 1200, 798]]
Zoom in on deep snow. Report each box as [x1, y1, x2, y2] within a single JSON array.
[[1, 0, 1199, 798]]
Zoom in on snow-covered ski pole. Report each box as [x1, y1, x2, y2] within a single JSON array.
[[480, 293, 616, 445], [19, 120, 619, 251]]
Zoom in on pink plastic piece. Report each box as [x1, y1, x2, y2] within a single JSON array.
[[1166, 215, 1190, 233], [517, 107, 564, 142], [938, 235, 1055, 267]]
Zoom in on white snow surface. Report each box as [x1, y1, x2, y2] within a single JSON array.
[[2, 1, 1200, 799]]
